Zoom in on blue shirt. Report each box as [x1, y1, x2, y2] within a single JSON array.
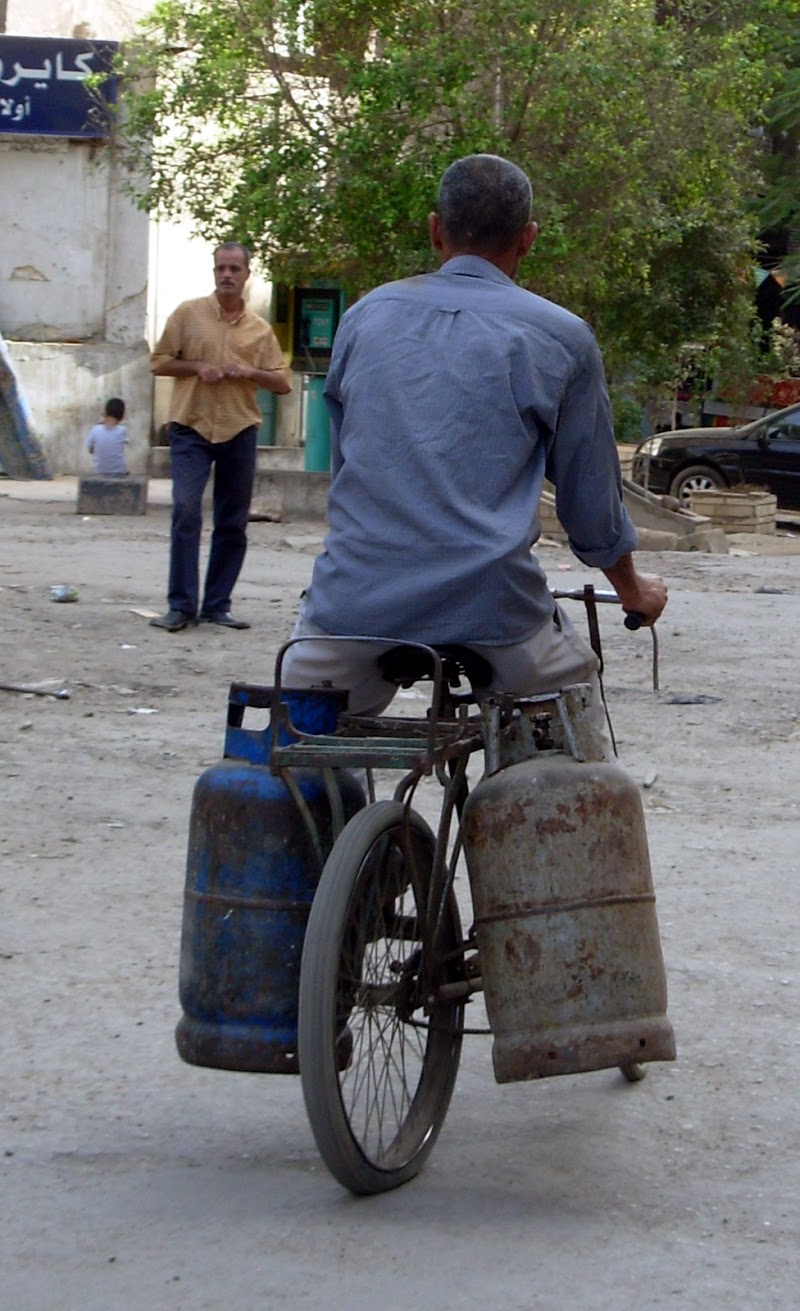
[[86, 422, 128, 476], [304, 255, 636, 644]]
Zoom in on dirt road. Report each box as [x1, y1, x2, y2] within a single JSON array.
[[2, 483, 799, 1310]]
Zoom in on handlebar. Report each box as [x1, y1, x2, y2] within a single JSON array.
[[550, 587, 647, 631], [623, 611, 645, 631], [551, 584, 658, 694]]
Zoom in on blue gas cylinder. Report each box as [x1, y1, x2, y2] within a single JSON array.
[[175, 683, 365, 1074]]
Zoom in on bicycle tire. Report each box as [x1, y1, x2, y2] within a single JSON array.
[[298, 800, 465, 1194]]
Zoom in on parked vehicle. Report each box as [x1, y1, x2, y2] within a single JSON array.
[[631, 403, 800, 509]]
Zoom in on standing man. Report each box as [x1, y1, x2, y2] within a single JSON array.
[[150, 242, 292, 632], [282, 155, 666, 732]]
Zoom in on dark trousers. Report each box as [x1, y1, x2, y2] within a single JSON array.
[[167, 422, 257, 616]]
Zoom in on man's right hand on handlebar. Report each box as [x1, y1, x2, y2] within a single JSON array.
[[601, 554, 668, 628]]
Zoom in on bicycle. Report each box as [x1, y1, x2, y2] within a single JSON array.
[[265, 586, 672, 1195]]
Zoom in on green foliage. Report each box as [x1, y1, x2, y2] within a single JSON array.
[[740, 0, 800, 288], [608, 389, 646, 447], [113, 0, 790, 390]]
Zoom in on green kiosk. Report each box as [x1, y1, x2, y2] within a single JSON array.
[[271, 283, 344, 472]]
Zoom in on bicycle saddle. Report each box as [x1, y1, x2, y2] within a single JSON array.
[[378, 643, 493, 691]]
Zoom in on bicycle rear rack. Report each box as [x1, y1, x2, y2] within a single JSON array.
[[269, 636, 486, 776], [270, 706, 483, 774]]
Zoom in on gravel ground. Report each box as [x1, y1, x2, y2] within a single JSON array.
[[1, 483, 799, 1311]]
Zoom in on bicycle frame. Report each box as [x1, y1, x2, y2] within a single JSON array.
[[284, 592, 667, 1192], [269, 634, 606, 1015]]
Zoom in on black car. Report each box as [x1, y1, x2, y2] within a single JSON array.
[[630, 403, 800, 510]]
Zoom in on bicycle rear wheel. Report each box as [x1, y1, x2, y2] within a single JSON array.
[[298, 800, 465, 1194]]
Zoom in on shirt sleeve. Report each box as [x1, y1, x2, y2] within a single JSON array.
[[151, 307, 185, 372], [256, 325, 289, 372], [545, 333, 638, 569], [86, 428, 95, 452]]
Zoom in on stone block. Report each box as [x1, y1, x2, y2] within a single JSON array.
[[688, 489, 777, 534], [250, 469, 330, 521], [148, 445, 171, 478], [676, 527, 730, 554], [77, 475, 148, 516]]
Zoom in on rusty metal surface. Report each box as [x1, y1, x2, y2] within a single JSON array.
[[269, 686, 594, 776], [492, 1017, 676, 1084], [462, 754, 675, 1083], [270, 710, 484, 775]]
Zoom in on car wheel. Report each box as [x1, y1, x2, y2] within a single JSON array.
[[669, 464, 727, 506]]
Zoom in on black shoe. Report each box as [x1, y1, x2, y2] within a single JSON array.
[[198, 611, 251, 630], [149, 609, 196, 632]]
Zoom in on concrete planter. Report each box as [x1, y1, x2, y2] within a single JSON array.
[[688, 488, 777, 534]]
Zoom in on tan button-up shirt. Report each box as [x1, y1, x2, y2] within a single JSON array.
[[151, 294, 289, 443]]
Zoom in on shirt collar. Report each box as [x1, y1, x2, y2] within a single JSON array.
[[436, 254, 516, 286], [209, 292, 246, 323]]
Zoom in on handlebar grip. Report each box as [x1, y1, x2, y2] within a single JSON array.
[[624, 611, 646, 631]]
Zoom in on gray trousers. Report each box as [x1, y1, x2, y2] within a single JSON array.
[[281, 600, 609, 747]]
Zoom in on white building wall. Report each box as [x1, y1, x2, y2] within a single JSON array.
[[6, 1, 152, 40], [4, 140, 113, 339]]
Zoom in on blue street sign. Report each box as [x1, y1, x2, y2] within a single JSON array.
[[0, 36, 118, 138]]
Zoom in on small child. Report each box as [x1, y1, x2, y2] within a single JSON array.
[[86, 397, 129, 476]]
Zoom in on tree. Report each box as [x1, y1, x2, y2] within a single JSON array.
[[115, 0, 776, 394], [748, 4, 800, 276]]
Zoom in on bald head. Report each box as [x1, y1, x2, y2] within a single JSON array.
[[436, 155, 533, 256]]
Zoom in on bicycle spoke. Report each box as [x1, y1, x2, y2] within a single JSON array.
[[342, 928, 428, 1157], [299, 802, 465, 1193]]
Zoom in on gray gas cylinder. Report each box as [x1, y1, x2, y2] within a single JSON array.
[[461, 754, 676, 1084]]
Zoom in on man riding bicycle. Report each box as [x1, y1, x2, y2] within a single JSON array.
[[282, 154, 667, 736]]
